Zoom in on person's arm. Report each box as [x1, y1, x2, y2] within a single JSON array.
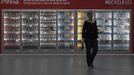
[[81, 21, 86, 49], [82, 21, 86, 39], [95, 21, 99, 38], [95, 21, 98, 33]]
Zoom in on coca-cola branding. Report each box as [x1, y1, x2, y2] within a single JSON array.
[[1, 0, 20, 4]]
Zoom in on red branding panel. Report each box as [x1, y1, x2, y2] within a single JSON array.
[[0, 0, 132, 9]]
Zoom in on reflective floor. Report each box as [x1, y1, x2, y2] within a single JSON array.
[[0, 54, 134, 75]]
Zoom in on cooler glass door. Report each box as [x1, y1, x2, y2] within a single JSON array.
[[77, 11, 87, 50], [3, 10, 21, 50], [57, 11, 75, 50], [21, 10, 39, 49], [113, 10, 130, 50], [95, 11, 112, 50], [40, 10, 57, 49]]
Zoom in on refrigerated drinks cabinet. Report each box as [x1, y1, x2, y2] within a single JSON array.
[[40, 11, 57, 49], [57, 11, 75, 49], [22, 10, 39, 49], [2, 9, 131, 52], [77, 10, 130, 51], [3, 11, 21, 50]]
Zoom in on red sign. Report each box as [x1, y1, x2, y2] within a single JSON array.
[[0, 0, 132, 9]]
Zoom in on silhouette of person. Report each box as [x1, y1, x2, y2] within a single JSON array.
[[82, 11, 98, 69]]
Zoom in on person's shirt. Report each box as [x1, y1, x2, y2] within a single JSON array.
[[82, 20, 98, 39]]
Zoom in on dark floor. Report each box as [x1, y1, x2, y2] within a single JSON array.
[[0, 54, 134, 75]]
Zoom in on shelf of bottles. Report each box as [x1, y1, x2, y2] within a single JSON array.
[[21, 11, 39, 49], [77, 11, 87, 49], [57, 11, 74, 49], [40, 11, 56, 49], [3, 11, 21, 49], [95, 11, 112, 50], [113, 11, 130, 50]]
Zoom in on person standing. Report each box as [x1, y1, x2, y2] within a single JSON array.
[[82, 11, 98, 69]]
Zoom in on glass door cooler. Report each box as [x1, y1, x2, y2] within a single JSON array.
[[2, 10, 131, 52], [113, 11, 130, 50], [77, 11, 87, 50], [3, 10, 21, 50], [40, 11, 57, 49], [95, 11, 112, 50], [77, 10, 113, 50], [21, 10, 39, 49], [57, 11, 75, 50]]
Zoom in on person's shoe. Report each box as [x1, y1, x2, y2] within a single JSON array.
[[88, 65, 94, 69]]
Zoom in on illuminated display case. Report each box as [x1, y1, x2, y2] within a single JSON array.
[[95, 11, 112, 50], [21, 10, 39, 49], [77, 10, 130, 51], [113, 11, 130, 50], [57, 11, 74, 49], [2, 10, 131, 52], [40, 10, 57, 49], [77, 11, 87, 49], [3, 10, 21, 49]]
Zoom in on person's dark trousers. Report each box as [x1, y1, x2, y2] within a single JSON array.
[[84, 38, 98, 67]]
